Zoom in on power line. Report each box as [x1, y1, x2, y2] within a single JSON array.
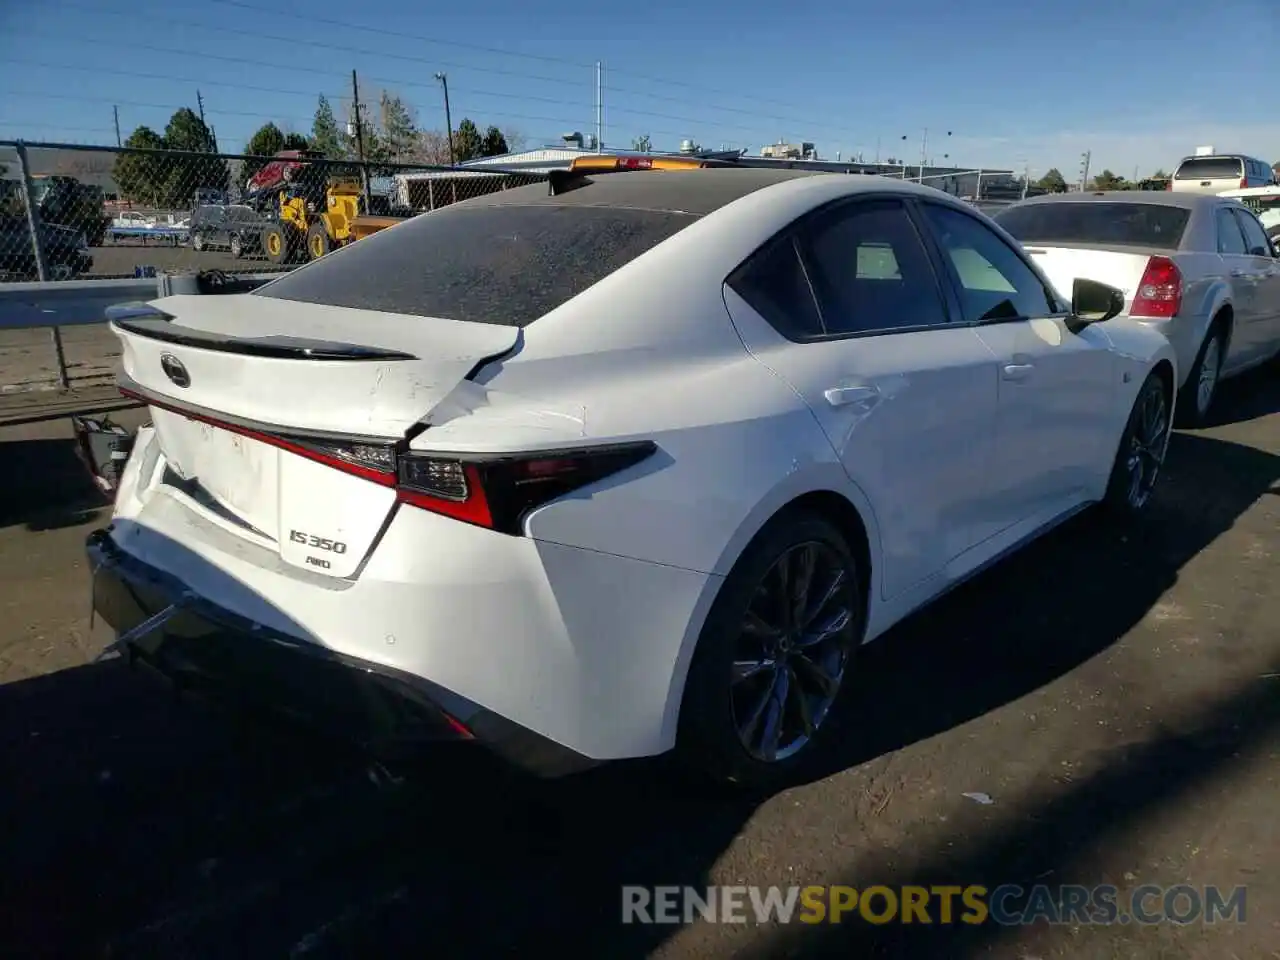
[[41, 1, 860, 137], [206, 0, 598, 70]]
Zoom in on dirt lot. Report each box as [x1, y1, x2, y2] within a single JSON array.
[[84, 242, 280, 278], [0, 372, 1276, 959]]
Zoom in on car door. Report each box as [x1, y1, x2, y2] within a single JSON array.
[[914, 200, 1116, 534], [1231, 206, 1280, 362], [1214, 204, 1266, 372], [722, 196, 1000, 601]]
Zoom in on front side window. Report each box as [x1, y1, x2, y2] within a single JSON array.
[[919, 203, 1056, 322], [1233, 208, 1272, 255]]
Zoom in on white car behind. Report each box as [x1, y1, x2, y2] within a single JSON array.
[[89, 169, 1177, 790], [994, 191, 1280, 426]]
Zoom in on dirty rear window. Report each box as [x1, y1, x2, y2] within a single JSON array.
[[994, 202, 1191, 250], [255, 202, 698, 326], [1174, 157, 1243, 181]]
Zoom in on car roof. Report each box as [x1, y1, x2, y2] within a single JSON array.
[[1009, 191, 1221, 211], [449, 167, 947, 218]]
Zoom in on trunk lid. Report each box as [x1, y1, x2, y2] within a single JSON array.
[[1021, 245, 1162, 311], [112, 293, 518, 577]]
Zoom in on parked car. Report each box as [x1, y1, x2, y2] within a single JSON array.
[[189, 203, 265, 257], [1168, 154, 1274, 195], [994, 192, 1280, 426], [89, 170, 1176, 790], [0, 214, 93, 280], [1218, 185, 1280, 240]]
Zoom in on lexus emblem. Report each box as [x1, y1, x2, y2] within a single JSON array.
[[160, 353, 190, 388]]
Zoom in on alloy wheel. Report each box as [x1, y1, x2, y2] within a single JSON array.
[[1126, 382, 1169, 510], [730, 541, 857, 763], [1197, 336, 1221, 416]]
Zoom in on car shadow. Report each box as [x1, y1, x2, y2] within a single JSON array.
[[0, 417, 1275, 957], [0, 438, 109, 531], [1202, 361, 1280, 428], [806, 427, 1279, 784]]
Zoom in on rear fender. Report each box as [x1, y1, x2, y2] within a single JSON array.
[[658, 461, 883, 751]]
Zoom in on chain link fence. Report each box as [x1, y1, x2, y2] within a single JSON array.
[[0, 140, 548, 283]]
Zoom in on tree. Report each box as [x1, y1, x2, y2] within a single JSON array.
[[1152, 168, 1168, 179], [1092, 169, 1124, 190], [1037, 167, 1067, 193], [113, 126, 168, 206], [241, 122, 286, 184], [161, 107, 226, 204], [413, 130, 453, 166], [480, 125, 508, 158], [310, 95, 344, 158], [379, 92, 418, 162], [502, 128, 527, 152], [453, 118, 483, 163], [342, 100, 389, 164], [632, 134, 652, 152]]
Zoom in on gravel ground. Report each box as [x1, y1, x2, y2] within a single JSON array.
[[84, 242, 282, 278], [0, 370, 1276, 959]]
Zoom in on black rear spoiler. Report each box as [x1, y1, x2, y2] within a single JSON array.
[[108, 314, 417, 361]]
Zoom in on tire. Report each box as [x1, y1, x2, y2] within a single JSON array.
[[261, 223, 290, 265], [230, 234, 243, 259], [1101, 371, 1171, 519], [676, 510, 866, 793], [306, 220, 331, 260], [1175, 322, 1226, 428]]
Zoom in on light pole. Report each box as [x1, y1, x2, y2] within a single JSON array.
[[904, 129, 951, 180], [435, 72, 455, 166]]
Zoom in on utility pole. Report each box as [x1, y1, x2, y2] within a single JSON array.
[[874, 136, 880, 164], [196, 90, 206, 127], [435, 72, 454, 166], [1079, 150, 1092, 191], [112, 105, 121, 147], [595, 61, 603, 153], [919, 128, 927, 181], [351, 70, 371, 206], [350, 70, 366, 163], [1022, 160, 1030, 199]]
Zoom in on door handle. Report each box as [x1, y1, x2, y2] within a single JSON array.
[[1002, 362, 1034, 381], [824, 385, 880, 407]]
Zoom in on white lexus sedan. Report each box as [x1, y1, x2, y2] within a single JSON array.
[[89, 167, 1177, 790]]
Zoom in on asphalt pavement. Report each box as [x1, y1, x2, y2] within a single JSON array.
[[0, 370, 1276, 959]]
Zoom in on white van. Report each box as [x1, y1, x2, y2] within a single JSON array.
[[1170, 154, 1274, 194]]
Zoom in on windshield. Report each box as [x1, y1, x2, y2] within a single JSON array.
[[255, 201, 698, 326], [1174, 157, 1243, 181], [994, 202, 1191, 250]]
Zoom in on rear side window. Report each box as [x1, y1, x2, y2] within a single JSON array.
[[1216, 208, 1248, 254], [994, 202, 1190, 250], [255, 203, 698, 326], [727, 235, 824, 339], [1174, 157, 1243, 181], [798, 198, 949, 335]]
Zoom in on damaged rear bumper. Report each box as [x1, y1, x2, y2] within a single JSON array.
[[85, 527, 597, 778]]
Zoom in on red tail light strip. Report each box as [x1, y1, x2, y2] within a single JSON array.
[[117, 386, 397, 487], [119, 383, 656, 535]]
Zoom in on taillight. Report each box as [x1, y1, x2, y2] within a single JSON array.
[[1165, 180, 1172, 191], [1129, 256, 1182, 318], [1240, 178, 1248, 189], [397, 442, 657, 534], [118, 386, 400, 485], [119, 384, 656, 535]]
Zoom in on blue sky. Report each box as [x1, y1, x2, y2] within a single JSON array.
[[1, 0, 1277, 178]]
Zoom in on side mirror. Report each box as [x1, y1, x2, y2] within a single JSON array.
[[1070, 277, 1126, 326], [1250, 245, 1271, 257]]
